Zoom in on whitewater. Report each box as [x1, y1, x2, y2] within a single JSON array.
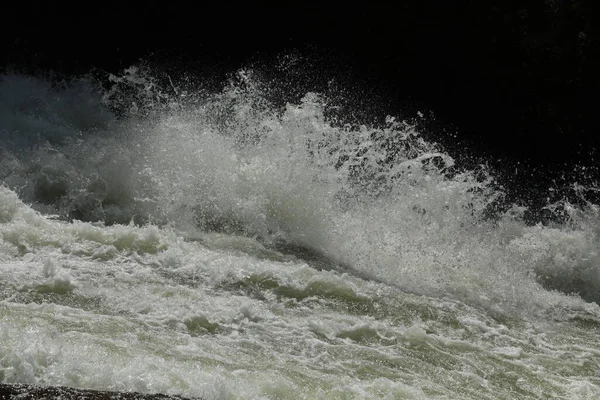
[[0, 65, 599, 399]]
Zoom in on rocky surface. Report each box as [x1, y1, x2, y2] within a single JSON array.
[[0, 384, 195, 400]]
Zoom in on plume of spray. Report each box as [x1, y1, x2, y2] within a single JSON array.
[[0, 63, 599, 318]]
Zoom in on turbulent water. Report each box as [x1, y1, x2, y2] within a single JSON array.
[[0, 66, 599, 399]]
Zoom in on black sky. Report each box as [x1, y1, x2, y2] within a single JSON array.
[[2, 2, 599, 198]]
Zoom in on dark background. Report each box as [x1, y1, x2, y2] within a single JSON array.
[[2, 2, 599, 210]]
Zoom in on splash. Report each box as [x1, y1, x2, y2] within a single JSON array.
[[0, 66, 598, 317]]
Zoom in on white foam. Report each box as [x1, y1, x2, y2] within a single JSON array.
[[1, 69, 600, 398]]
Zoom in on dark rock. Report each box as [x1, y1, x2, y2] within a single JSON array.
[[0, 383, 196, 400]]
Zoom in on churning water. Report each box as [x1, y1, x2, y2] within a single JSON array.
[[0, 65, 599, 399]]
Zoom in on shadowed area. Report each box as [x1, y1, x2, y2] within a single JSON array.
[[0, 383, 195, 400]]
